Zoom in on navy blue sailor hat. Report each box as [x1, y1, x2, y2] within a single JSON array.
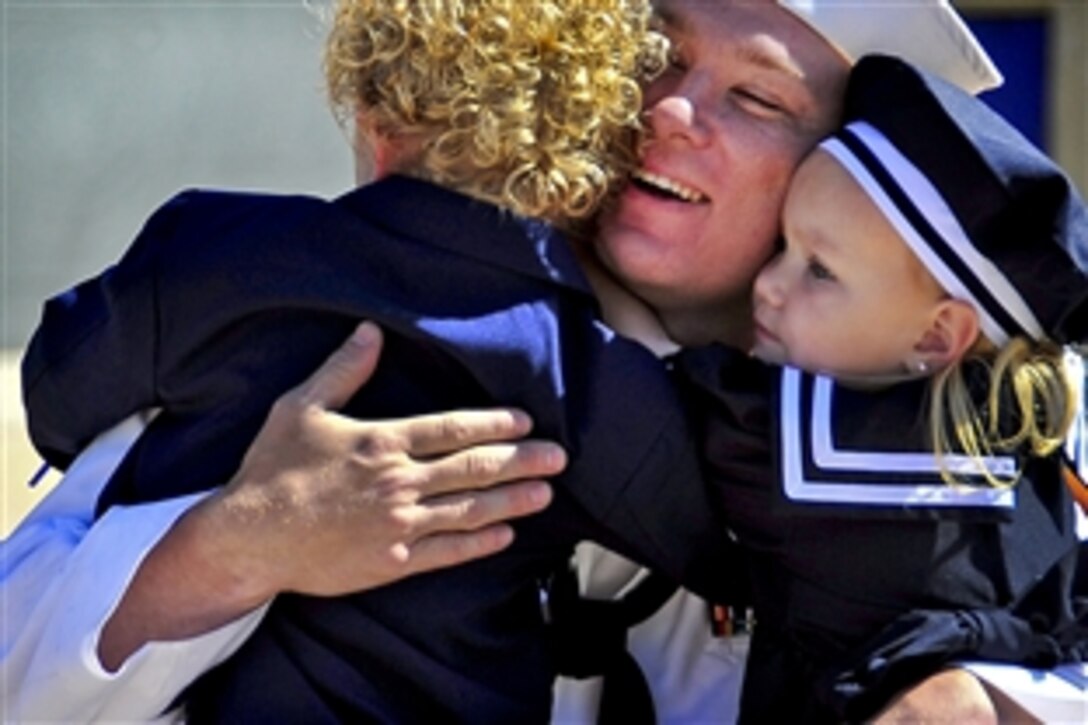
[[818, 54, 1088, 347]]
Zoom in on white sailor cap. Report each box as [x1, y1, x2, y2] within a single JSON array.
[[819, 55, 1088, 347], [779, 0, 1003, 95]]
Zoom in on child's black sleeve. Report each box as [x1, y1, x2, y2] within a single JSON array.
[[21, 192, 194, 469], [822, 584, 1088, 721]]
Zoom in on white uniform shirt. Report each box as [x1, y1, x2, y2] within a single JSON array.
[[550, 543, 748, 723], [1, 415, 266, 723]]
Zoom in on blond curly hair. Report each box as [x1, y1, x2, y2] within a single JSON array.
[[930, 337, 1077, 487], [324, 0, 666, 228]]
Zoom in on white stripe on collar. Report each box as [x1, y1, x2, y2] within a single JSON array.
[[780, 367, 1016, 508], [811, 375, 1017, 477]]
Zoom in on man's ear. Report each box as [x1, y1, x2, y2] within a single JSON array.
[[911, 299, 980, 371]]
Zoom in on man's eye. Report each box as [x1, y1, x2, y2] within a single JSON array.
[[807, 257, 836, 282], [733, 88, 783, 115], [666, 46, 686, 72]]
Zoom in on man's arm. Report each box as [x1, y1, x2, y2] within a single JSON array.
[[3, 323, 563, 721], [98, 322, 564, 668], [874, 669, 999, 724]]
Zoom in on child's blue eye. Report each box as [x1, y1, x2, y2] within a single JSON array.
[[807, 257, 836, 282]]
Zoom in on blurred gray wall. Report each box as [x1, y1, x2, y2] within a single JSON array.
[[3, 0, 353, 348]]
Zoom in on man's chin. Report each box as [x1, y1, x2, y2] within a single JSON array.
[[592, 228, 663, 294]]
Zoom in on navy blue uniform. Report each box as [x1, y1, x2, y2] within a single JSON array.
[[678, 345, 1086, 723], [22, 176, 740, 723]]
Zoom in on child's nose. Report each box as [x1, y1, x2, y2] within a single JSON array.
[[753, 257, 786, 307]]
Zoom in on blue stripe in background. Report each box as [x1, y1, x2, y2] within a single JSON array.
[[965, 15, 1048, 150]]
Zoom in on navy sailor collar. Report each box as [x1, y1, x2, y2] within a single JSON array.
[[774, 366, 1018, 515]]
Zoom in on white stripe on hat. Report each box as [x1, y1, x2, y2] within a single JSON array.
[[819, 121, 1045, 345]]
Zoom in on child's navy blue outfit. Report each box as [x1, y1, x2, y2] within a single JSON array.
[[22, 175, 742, 723], [677, 345, 1087, 723]]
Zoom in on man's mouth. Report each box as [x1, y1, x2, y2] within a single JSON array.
[[631, 169, 708, 204]]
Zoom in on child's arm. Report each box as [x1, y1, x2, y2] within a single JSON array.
[[21, 192, 194, 469], [822, 606, 1086, 721], [833, 404, 1088, 721]]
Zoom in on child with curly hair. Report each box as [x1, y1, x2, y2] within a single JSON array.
[[678, 54, 1088, 722], [22, 1, 737, 720]]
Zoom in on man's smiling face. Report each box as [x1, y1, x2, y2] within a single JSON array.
[[594, 0, 849, 346]]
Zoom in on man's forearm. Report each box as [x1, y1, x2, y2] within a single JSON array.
[[98, 491, 275, 670], [874, 668, 997, 724], [3, 416, 257, 721], [4, 486, 263, 722]]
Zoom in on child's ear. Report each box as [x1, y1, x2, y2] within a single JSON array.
[[352, 112, 380, 185], [910, 299, 980, 372], [353, 111, 414, 182], [353, 111, 403, 183]]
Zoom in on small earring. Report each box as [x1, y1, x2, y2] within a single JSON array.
[[909, 359, 929, 375]]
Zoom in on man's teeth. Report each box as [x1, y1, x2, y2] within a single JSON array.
[[633, 169, 707, 202]]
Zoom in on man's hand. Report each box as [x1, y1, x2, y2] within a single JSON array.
[[213, 321, 565, 598], [99, 322, 564, 670], [873, 668, 998, 724]]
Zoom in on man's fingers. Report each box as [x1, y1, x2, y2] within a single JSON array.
[[374, 481, 553, 579], [394, 408, 535, 457], [403, 525, 518, 574], [294, 322, 383, 411], [416, 480, 554, 534], [416, 442, 567, 497]]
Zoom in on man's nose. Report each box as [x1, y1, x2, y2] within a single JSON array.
[[646, 94, 711, 147]]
